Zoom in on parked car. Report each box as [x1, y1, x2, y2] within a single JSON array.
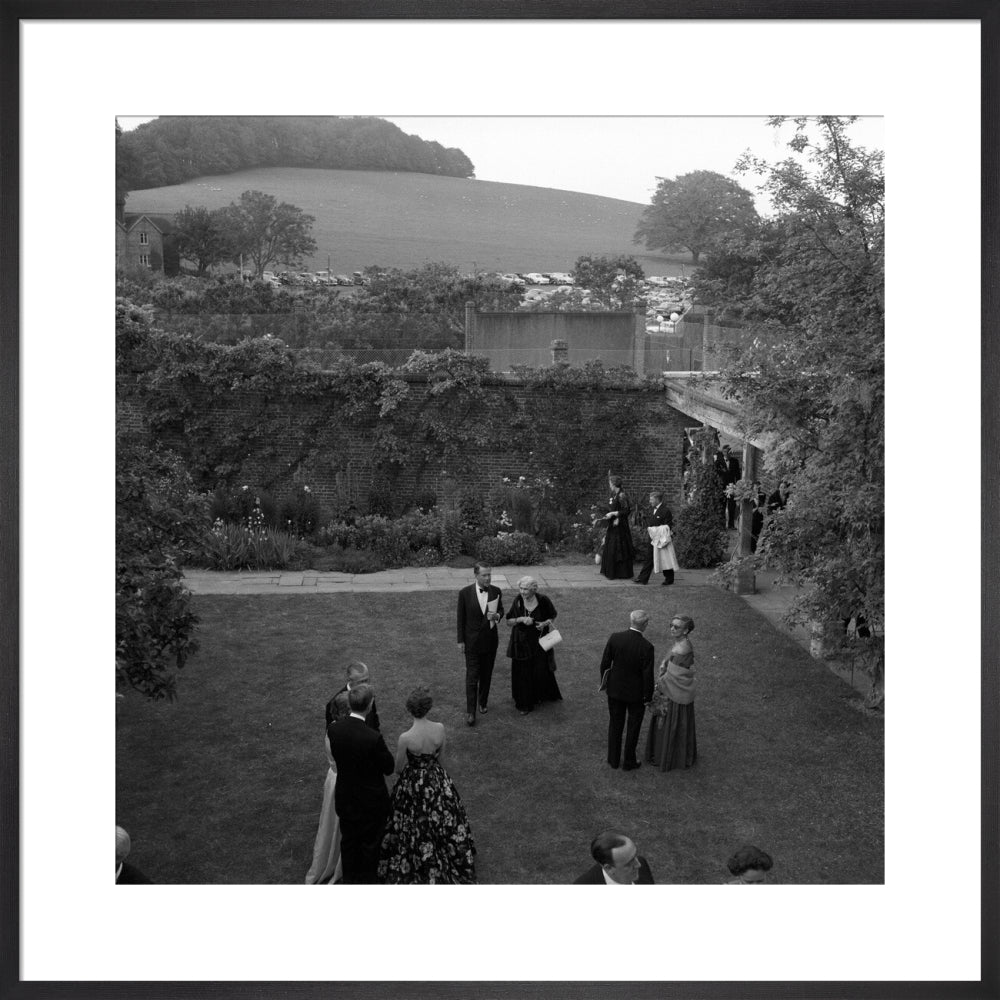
[[334, 274, 352, 286], [352, 271, 369, 286], [524, 272, 550, 285], [547, 272, 574, 285]]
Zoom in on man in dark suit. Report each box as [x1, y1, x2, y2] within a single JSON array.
[[600, 610, 654, 770], [456, 562, 504, 727], [326, 660, 380, 730], [115, 826, 153, 884], [327, 683, 394, 884], [717, 444, 742, 529], [573, 831, 655, 884], [633, 490, 674, 586]]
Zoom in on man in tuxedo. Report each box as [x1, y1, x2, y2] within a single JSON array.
[[456, 562, 504, 727], [600, 610, 655, 770], [633, 490, 674, 586], [115, 826, 152, 884], [573, 831, 655, 884], [327, 683, 394, 884], [326, 660, 380, 730], [717, 444, 742, 529]]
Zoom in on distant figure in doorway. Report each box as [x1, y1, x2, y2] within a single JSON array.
[[645, 614, 697, 771], [573, 831, 655, 884], [716, 445, 741, 529], [634, 490, 676, 586], [726, 845, 773, 884], [599, 475, 635, 580]]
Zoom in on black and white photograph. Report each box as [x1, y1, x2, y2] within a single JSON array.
[[10, 11, 990, 993], [112, 111, 887, 889]]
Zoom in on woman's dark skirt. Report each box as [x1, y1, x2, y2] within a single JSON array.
[[645, 700, 697, 771]]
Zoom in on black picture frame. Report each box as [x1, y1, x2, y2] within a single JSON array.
[[2, 1, 996, 997]]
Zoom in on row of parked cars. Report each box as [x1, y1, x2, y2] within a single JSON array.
[[260, 270, 370, 288]]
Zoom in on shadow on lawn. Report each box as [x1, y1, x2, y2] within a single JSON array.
[[116, 585, 883, 884]]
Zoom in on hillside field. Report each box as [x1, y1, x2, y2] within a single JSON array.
[[125, 167, 692, 277]]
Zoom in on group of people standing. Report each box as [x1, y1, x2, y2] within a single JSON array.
[[307, 662, 477, 885], [598, 477, 679, 587]]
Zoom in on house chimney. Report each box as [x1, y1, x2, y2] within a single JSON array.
[[550, 339, 568, 366]]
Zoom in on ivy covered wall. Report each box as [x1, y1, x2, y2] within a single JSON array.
[[117, 304, 690, 520]]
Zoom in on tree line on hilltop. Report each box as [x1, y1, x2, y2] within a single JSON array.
[[117, 116, 475, 193]]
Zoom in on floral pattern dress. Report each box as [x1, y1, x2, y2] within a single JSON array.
[[377, 749, 476, 884]]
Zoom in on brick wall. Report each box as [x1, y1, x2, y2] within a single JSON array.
[[121, 373, 692, 518]]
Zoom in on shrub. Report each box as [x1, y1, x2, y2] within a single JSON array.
[[317, 520, 357, 549], [279, 484, 320, 536], [211, 484, 278, 528], [456, 485, 490, 537], [440, 509, 463, 562], [411, 490, 438, 511], [367, 475, 395, 517], [475, 531, 542, 566], [414, 546, 442, 567], [317, 546, 390, 574], [194, 519, 302, 570]]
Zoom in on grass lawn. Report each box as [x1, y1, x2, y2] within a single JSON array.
[[116, 584, 883, 884]]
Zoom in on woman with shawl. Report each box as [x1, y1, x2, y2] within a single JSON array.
[[645, 614, 697, 771]]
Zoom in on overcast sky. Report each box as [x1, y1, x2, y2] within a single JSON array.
[[117, 115, 884, 207]]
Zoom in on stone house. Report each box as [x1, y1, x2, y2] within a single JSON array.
[[115, 212, 179, 275]]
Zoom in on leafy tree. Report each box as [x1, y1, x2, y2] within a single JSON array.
[[117, 300, 208, 699], [571, 254, 646, 309], [218, 190, 317, 278], [634, 169, 758, 264], [115, 118, 137, 219], [708, 117, 884, 706], [173, 205, 233, 276]]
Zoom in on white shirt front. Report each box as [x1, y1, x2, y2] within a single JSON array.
[[477, 586, 488, 613]]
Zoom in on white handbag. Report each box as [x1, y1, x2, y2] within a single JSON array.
[[538, 629, 563, 652]]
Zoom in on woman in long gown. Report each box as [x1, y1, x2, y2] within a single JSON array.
[[377, 687, 476, 884], [504, 576, 562, 715], [645, 614, 697, 771], [599, 475, 635, 580], [304, 690, 349, 884]]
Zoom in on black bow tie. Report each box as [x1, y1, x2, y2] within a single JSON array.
[[479, 588, 489, 594]]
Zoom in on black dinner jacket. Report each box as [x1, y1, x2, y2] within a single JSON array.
[[457, 583, 505, 653], [116, 861, 153, 884], [650, 503, 673, 528], [573, 856, 654, 884], [327, 716, 393, 809], [600, 628, 654, 704]]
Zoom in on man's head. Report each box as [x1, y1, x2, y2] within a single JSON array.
[[722, 445, 732, 457], [345, 660, 369, 689], [591, 831, 642, 884], [348, 682, 374, 715], [116, 826, 131, 867], [473, 562, 492, 589], [648, 490, 663, 506], [629, 609, 650, 632]]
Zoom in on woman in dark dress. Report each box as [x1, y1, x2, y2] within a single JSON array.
[[645, 614, 697, 771], [377, 687, 476, 884], [599, 475, 635, 580], [504, 576, 562, 714]]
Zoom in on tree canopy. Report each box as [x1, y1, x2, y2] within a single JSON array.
[[704, 117, 884, 705], [118, 116, 476, 190], [172, 205, 232, 276], [634, 169, 758, 264], [218, 190, 317, 277]]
